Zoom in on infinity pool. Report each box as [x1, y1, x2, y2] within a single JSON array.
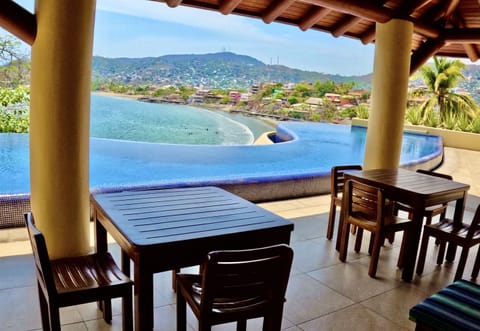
[[0, 121, 443, 196]]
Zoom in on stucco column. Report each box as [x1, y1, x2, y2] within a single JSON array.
[[29, 0, 96, 258], [363, 19, 413, 169]]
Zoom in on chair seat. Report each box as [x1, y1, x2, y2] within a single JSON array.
[[52, 253, 133, 306], [424, 219, 480, 242]]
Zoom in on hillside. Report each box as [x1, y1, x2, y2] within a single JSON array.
[[92, 52, 372, 89]]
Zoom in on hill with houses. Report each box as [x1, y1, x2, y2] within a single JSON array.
[[92, 52, 372, 90]]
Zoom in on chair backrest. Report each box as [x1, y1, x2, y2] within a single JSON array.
[[344, 179, 386, 226], [331, 165, 362, 198], [416, 169, 453, 181], [465, 204, 480, 240], [24, 212, 57, 298], [199, 244, 293, 318]]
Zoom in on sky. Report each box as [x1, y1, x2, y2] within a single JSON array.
[[4, 0, 376, 76]]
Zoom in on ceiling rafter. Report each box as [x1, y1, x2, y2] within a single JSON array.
[[220, 0, 243, 15], [331, 16, 363, 37], [298, 6, 330, 31], [263, 0, 297, 24], [410, 38, 446, 74], [165, 0, 182, 8], [300, 0, 392, 22]]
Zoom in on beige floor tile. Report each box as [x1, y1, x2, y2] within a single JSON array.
[[297, 303, 409, 331]]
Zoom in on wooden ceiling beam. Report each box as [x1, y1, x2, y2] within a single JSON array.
[[463, 44, 479, 62], [410, 38, 446, 75], [301, 0, 392, 23], [360, 25, 375, 44], [392, 0, 432, 18], [263, 0, 296, 24], [0, 0, 36, 45], [413, 21, 440, 39], [165, 0, 183, 8], [298, 7, 330, 31], [331, 16, 362, 37], [443, 28, 480, 43], [219, 0, 243, 15]]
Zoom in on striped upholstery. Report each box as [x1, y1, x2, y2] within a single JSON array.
[[409, 280, 480, 331]]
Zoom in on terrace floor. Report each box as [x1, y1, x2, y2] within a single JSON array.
[[1, 146, 480, 330]]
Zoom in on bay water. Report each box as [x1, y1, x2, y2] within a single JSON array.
[[90, 94, 274, 144]]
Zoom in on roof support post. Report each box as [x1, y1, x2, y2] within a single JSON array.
[[363, 19, 413, 170], [29, 0, 96, 258]]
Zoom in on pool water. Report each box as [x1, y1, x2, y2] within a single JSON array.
[[0, 122, 443, 195]]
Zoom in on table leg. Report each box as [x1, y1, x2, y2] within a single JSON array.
[[401, 205, 425, 282], [134, 262, 154, 330]]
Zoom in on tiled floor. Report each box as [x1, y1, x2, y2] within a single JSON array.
[[1, 146, 480, 330]]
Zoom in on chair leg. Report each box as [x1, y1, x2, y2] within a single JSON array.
[[354, 228, 363, 253], [122, 290, 133, 331], [103, 299, 112, 323], [368, 233, 383, 278], [237, 319, 247, 331], [446, 243, 458, 262], [416, 233, 430, 276], [327, 201, 337, 240], [368, 233, 375, 255], [397, 233, 407, 269], [471, 245, 480, 279], [176, 288, 187, 331], [437, 241, 447, 265], [339, 222, 351, 262], [48, 304, 61, 331], [454, 247, 469, 281], [37, 285, 51, 331]]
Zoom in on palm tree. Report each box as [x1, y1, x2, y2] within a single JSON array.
[[418, 56, 478, 124]]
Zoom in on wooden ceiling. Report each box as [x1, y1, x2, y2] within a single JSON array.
[[151, 0, 480, 73]]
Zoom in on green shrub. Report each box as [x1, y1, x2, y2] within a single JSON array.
[[340, 106, 357, 119], [456, 112, 471, 132], [405, 106, 423, 125], [442, 111, 457, 130], [470, 117, 480, 133], [424, 111, 440, 127], [356, 105, 369, 119]]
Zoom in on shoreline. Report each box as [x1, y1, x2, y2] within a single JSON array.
[[92, 90, 279, 130]]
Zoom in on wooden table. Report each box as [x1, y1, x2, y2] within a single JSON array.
[[91, 186, 294, 331], [339, 168, 470, 282]]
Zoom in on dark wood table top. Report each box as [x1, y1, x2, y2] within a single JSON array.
[[92, 186, 295, 268], [344, 168, 470, 204]]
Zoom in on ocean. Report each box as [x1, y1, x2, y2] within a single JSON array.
[[90, 94, 275, 144]]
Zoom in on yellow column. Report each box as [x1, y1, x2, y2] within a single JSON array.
[[29, 0, 96, 258], [363, 19, 413, 169]]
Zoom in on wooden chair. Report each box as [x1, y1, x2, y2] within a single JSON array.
[[176, 244, 294, 331], [394, 169, 453, 225], [416, 204, 480, 281], [327, 165, 362, 240], [338, 179, 412, 278], [25, 212, 133, 331]]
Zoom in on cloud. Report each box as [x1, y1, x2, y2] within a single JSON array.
[[96, 0, 282, 44]]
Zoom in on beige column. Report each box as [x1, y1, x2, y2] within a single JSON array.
[[29, 0, 96, 258], [363, 19, 413, 169]]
